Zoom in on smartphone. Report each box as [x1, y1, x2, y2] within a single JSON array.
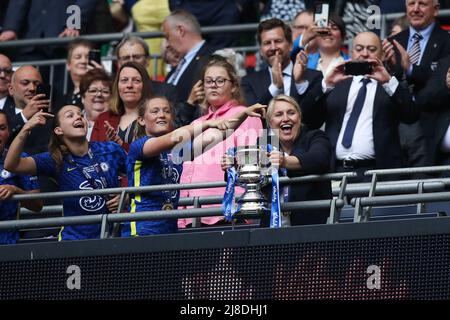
[[314, 2, 330, 34], [36, 83, 51, 99], [36, 83, 51, 111], [344, 61, 373, 76], [88, 49, 101, 66]]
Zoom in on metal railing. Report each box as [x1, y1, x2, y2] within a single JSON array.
[[3, 164, 450, 242], [0, 172, 357, 239]]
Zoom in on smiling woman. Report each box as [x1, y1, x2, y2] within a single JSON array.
[[4, 105, 127, 241], [91, 61, 153, 153], [262, 95, 332, 226], [122, 96, 266, 236]]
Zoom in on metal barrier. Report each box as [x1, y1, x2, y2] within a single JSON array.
[[3, 163, 450, 242], [0, 172, 355, 239]]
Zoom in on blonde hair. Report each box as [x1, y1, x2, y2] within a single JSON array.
[[266, 94, 302, 123]]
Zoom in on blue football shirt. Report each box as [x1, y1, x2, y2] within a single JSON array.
[[32, 141, 126, 240], [122, 136, 183, 236], [0, 151, 39, 245]]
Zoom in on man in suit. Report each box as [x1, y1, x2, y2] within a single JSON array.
[[384, 0, 450, 169], [240, 18, 324, 129], [306, 32, 419, 182], [416, 55, 450, 168], [162, 9, 213, 103], [0, 53, 15, 119], [7, 66, 51, 154]]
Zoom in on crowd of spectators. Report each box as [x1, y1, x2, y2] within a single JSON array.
[[0, 0, 450, 243]]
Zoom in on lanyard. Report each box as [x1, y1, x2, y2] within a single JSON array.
[[159, 151, 175, 208]]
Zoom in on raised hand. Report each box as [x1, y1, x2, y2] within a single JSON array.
[[301, 22, 330, 49], [392, 40, 410, 72], [187, 79, 205, 105], [325, 60, 352, 87], [23, 110, 54, 132], [245, 103, 267, 118], [367, 57, 392, 84], [104, 121, 123, 146], [58, 28, 80, 38], [293, 50, 308, 83], [22, 94, 51, 120], [271, 51, 284, 90]]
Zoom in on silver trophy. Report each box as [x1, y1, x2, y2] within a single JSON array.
[[234, 145, 270, 217]]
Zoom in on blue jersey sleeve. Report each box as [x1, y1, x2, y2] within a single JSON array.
[[31, 152, 58, 178], [129, 136, 149, 162]]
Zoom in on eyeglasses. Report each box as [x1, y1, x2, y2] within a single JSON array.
[[204, 77, 232, 88], [118, 54, 147, 62], [87, 88, 111, 96], [0, 67, 13, 75]]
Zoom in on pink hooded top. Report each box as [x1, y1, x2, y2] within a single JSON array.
[[178, 100, 263, 228]]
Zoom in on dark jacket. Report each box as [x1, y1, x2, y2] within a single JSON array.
[[261, 128, 332, 227], [241, 68, 326, 129], [302, 78, 419, 170]]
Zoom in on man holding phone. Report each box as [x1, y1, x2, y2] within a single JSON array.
[[7, 66, 51, 154], [302, 31, 419, 181]]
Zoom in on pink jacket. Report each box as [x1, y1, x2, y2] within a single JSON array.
[[178, 101, 263, 228]]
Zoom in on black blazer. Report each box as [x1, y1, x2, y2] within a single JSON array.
[[240, 68, 325, 129], [416, 55, 450, 164], [392, 24, 450, 93], [2, 96, 51, 154], [303, 78, 419, 170], [2, 95, 26, 142], [165, 42, 213, 103], [260, 128, 332, 227]]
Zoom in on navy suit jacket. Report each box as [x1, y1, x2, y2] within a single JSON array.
[[391, 24, 450, 93], [260, 128, 332, 226], [165, 42, 213, 103], [416, 55, 450, 164], [303, 78, 419, 170], [240, 68, 325, 129]]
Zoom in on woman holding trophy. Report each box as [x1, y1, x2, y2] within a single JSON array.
[[222, 94, 333, 227]]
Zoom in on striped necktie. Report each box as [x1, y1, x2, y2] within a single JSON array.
[[167, 58, 186, 85], [409, 33, 423, 66]]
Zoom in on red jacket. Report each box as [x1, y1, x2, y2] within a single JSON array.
[[91, 111, 130, 187], [90, 111, 130, 152]]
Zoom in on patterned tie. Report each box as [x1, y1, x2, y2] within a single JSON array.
[[167, 58, 186, 85], [408, 33, 423, 66], [341, 78, 371, 149]]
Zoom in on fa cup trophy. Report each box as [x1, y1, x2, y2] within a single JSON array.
[[222, 145, 270, 220]]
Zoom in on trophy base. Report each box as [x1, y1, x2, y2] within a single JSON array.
[[235, 202, 269, 218]]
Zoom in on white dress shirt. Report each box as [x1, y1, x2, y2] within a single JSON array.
[[333, 75, 399, 160], [268, 61, 309, 97], [167, 40, 205, 85]]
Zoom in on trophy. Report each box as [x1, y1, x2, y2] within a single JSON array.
[[233, 145, 270, 217]]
